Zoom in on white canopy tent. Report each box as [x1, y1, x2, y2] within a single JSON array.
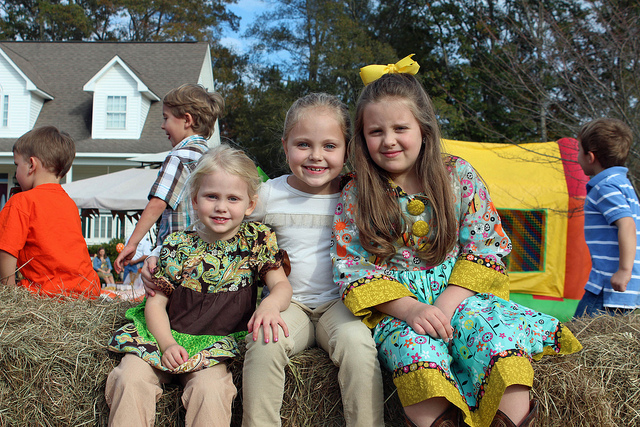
[[62, 168, 159, 212]]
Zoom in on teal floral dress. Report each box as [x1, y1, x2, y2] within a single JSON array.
[[108, 222, 286, 374], [331, 157, 582, 427]]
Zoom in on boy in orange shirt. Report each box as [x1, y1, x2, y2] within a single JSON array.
[[0, 126, 100, 298]]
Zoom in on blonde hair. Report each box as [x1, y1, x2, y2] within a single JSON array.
[[282, 92, 351, 143], [578, 118, 632, 168], [189, 144, 261, 201], [13, 126, 75, 178], [351, 73, 457, 265], [163, 83, 224, 139]]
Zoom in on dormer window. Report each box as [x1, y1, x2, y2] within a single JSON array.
[[106, 95, 126, 129], [2, 95, 8, 127]]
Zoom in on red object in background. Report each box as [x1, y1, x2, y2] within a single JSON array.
[[557, 137, 591, 300]]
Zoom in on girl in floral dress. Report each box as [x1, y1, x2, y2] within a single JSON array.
[[106, 144, 292, 426], [331, 61, 582, 427]]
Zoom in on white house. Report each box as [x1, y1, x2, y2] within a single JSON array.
[[0, 42, 220, 244]]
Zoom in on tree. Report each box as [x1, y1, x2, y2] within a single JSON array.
[[0, 0, 240, 42], [115, 0, 239, 42], [0, 0, 94, 40], [461, 0, 640, 187], [246, 0, 394, 105]]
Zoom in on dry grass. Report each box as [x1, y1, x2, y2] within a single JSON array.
[[0, 285, 637, 426]]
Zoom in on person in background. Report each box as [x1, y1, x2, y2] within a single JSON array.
[[122, 233, 153, 283], [93, 247, 115, 286], [574, 118, 640, 316], [0, 126, 100, 298], [115, 83, 224, 274]]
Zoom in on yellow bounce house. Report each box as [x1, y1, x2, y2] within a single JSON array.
[[445, 138, 591, 321]]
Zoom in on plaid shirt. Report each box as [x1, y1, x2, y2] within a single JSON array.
[[149, 135, 209, 245]]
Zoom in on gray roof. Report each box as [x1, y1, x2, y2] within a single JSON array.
[[0, 41, 210, 154]]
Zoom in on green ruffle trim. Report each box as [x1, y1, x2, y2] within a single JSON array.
[[125, 299, 247, 357]]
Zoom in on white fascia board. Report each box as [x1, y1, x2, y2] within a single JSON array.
[[83, 55, 160, 101], [0, 48, 54, 100]]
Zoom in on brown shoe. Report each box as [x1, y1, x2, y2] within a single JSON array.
[[432, 404, 461, 427], [403, 404, 461, 427], [491, 400, 539, 427]]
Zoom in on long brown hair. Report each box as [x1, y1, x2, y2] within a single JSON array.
[[350, 73, 457, 265]]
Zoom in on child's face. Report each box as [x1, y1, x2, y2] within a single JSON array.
[[282, 108, 346, 195], [13, 153, 34, 191], [362, 98, 423, 190], [192, 169, 257, 242], [577, 140, 596, 176], [161, 104, 192, 147]]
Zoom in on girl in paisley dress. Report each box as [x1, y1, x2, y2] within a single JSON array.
[[331, 67, 582, 427], [105, 144, 292, 427]]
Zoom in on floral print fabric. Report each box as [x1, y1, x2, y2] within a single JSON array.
[[108, 222, 286, 374], [331, 157, 582, 427]]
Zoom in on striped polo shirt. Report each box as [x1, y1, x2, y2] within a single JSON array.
[[583, 166, 640, 309]]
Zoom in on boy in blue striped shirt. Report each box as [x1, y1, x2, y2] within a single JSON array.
[[575, 118, 640, 316]]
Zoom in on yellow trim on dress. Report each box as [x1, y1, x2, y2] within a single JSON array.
[[533, 323, 583, 360], [448, 258, 509, 300], [395, 355, 534, 427], [343, 278, 415, 328]]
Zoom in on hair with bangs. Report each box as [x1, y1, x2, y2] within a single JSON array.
[[163, 83, 224, 139], [189, 144, 261, 202], [13, 126, 75, 178], [350, 73, 457, 264]]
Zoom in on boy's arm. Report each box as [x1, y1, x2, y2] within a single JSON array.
[[611, 216, 637, 292], [0, 250, 17, 286], [247, 267, 292, 343], [115, 197, 167, 272]]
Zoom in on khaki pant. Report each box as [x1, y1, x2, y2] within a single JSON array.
[[242, 299, 384, 427], [105, 353, 237, 427]]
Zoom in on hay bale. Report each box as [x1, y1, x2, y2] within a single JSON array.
[[533, 313, 640, 426], [0, 284, 638, 426]]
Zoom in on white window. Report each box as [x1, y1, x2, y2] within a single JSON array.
[[82, 212, 125, 244], [106, 96, 126, 129], [2, 95, 8, 127], [94, 215, 113, 239]]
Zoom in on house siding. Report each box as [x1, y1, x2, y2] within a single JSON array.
[[29, 96, 44, 129], [0, 57, 31, 138], [91, 63, 142, 139]]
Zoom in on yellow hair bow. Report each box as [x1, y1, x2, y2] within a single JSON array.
[[359, 54, 420, 86]]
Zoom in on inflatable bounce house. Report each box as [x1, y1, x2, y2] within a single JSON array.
[[445, 138, 591, 321]]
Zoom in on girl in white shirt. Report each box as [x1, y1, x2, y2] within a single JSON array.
[[143, 93, 384, 426], [242, 93, 384, 427]]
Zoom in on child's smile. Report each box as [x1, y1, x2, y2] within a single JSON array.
[[283, 107, 346, 195], [192, 170, 256, 242], [363, 98, 423, 193]]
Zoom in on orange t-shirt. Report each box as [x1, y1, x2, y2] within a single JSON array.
[[0, 183, 100, 298]]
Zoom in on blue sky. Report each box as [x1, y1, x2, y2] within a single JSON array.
[[220, 0, 267, 54]]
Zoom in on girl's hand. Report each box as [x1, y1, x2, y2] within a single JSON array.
[[405, 301, 453, 342], [161, 344, 189, 370], [141, 256, 159, 297], [247, 298, 289, 343]]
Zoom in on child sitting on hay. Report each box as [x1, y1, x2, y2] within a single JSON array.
[[105, 145, 293, 426], [0, 126, 100, 298]]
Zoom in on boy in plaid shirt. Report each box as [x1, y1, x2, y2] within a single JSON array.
[[115, 84, 224, 272]]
